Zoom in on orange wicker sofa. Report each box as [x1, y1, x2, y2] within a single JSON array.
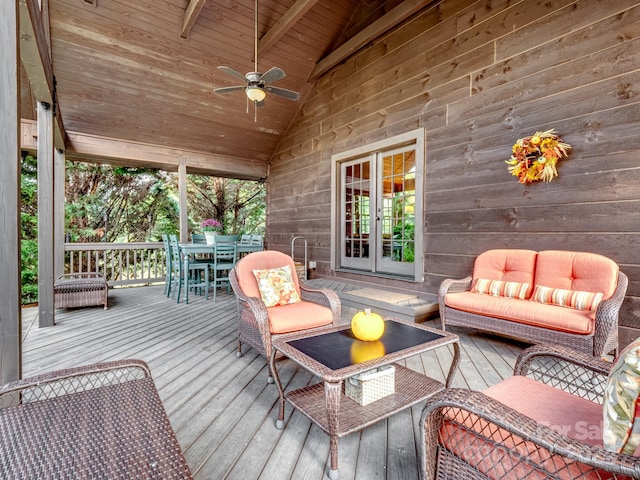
[[439, 250, 628, 357]]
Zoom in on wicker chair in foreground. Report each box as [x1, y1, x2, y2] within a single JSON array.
[[0, 359, 192, 479], [420, 343, 640, 479], [230, 250, 341, 382]]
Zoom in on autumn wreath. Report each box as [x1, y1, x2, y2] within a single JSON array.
[[506, 129, 571, 184]]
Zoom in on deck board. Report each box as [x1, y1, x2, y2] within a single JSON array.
[[21, 280, 528, 480]]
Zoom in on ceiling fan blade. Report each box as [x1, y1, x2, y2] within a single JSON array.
[[259, 67, 286, 85], [217, 66, 249, 83], [265, 86, 300, 102], [255, 100, 266, 108], [213, 86, 246, 95]]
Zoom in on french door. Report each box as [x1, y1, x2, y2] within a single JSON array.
[[340, 145, 418, 277]]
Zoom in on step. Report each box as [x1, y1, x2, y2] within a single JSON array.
[[337, 287, 438, 323]]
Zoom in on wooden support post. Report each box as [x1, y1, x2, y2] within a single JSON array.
[[0, 0, 22, 383], [38, 101, 55, 327], [54, 148, 65, 280], [178, 158, 189, 244]]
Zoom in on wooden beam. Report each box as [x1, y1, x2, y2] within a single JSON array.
[[180, 0, 207, 39], [258, 0, 320, 57], [37, 102, 55, 328], [308, 0, 432, 80], [19, 0, 66, 149], [1, 0, 22, 384], [65, 131, 268, 180]]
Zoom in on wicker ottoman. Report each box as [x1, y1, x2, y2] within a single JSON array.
[[54, 273, 108, 310]]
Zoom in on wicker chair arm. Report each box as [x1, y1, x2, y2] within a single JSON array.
[[593, 271, 628, 357], [299, 281, 342, 324], [0, 359, 151, 408], [229, 270, 271, 326], [420, 388, 640, 480], [438, 276, 473, 297], [438, 277, 472, 331], [514, 344, 611, 403]]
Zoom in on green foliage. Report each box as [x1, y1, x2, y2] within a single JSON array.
[[21, 240, 38, 304], [65, 163, 180, 242], [21, 154, 39, 304], [186, 175, 265, 236], [20, 156, 265, 304]]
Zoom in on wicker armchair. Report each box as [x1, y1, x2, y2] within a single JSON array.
[[420, 344, 640, 479], [0, 359, 191, 479], [229, 250, 341, 382]]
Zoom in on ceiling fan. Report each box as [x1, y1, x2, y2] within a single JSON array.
[[213, 0, 300, 116]]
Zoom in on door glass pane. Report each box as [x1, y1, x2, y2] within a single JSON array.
[[379, 149, 415, 266], [344, 160, 370, 260]]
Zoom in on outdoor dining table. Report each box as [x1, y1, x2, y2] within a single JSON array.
[[179, 242, 264, 303]]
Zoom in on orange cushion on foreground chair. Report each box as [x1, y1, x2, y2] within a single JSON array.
[[439, 376, 606, 479]]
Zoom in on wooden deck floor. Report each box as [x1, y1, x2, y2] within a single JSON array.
[[22, 280, 529, 480]]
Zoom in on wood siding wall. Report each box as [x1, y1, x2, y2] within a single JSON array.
[[267, 0, 640, 345]]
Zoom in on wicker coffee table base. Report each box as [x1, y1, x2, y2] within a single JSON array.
[[270, 319, 460, 480]]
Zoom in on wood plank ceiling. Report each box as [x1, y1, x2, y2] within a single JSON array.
[[36, 0, 417, 173]]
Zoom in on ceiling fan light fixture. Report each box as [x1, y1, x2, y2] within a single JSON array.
[[246, 86, 266, 102]]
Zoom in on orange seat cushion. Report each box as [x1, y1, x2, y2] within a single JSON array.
[[444, 291, 595, 334], [485, 376, 604, 448], [439, 377, 614, 479], [268, 301, 334, 334]]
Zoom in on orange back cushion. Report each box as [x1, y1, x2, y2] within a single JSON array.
[[235, 250, 301, 299], [534, 251, 619, 299], [472, 249, 538, 298]]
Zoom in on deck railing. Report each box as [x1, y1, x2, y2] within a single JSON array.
[[64, 242, 166, 287]]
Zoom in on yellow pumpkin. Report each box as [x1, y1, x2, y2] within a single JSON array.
[[351, 309, 385, 341], [350, 340, 385, 364]]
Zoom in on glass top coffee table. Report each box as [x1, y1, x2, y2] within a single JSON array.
[[269, 317, 460, 479]]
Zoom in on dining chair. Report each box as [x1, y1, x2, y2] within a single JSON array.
[[169, 235, 210, 303], [250, 234, 264, 246], [210, 237, 238, 302], [239, 234, 252, 245], [191, 233, 206, 244], [161, 234, 172, 297]]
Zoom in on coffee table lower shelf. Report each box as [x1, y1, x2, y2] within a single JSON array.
[[285, 364, 444, 437]]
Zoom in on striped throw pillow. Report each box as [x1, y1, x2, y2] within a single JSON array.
[[472, 278, 530, 300], [532, 285, 603, 311]]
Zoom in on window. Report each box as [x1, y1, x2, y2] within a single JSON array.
[[331, 129, 424, 281]]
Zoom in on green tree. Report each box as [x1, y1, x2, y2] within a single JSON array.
[[21, 154, 39, 304], [20, 160, 265, 303], [186, 175, 265, 235], [65, 163, 179, 242]]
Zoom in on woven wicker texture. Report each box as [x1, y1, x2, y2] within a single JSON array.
[[439, 271, 628, 357], [270, 318, 460, 477], [420, 345, 640, 480], [54, 273, 108, 310], [230, 252, 341, 380], [0, 360, 192, 479]]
